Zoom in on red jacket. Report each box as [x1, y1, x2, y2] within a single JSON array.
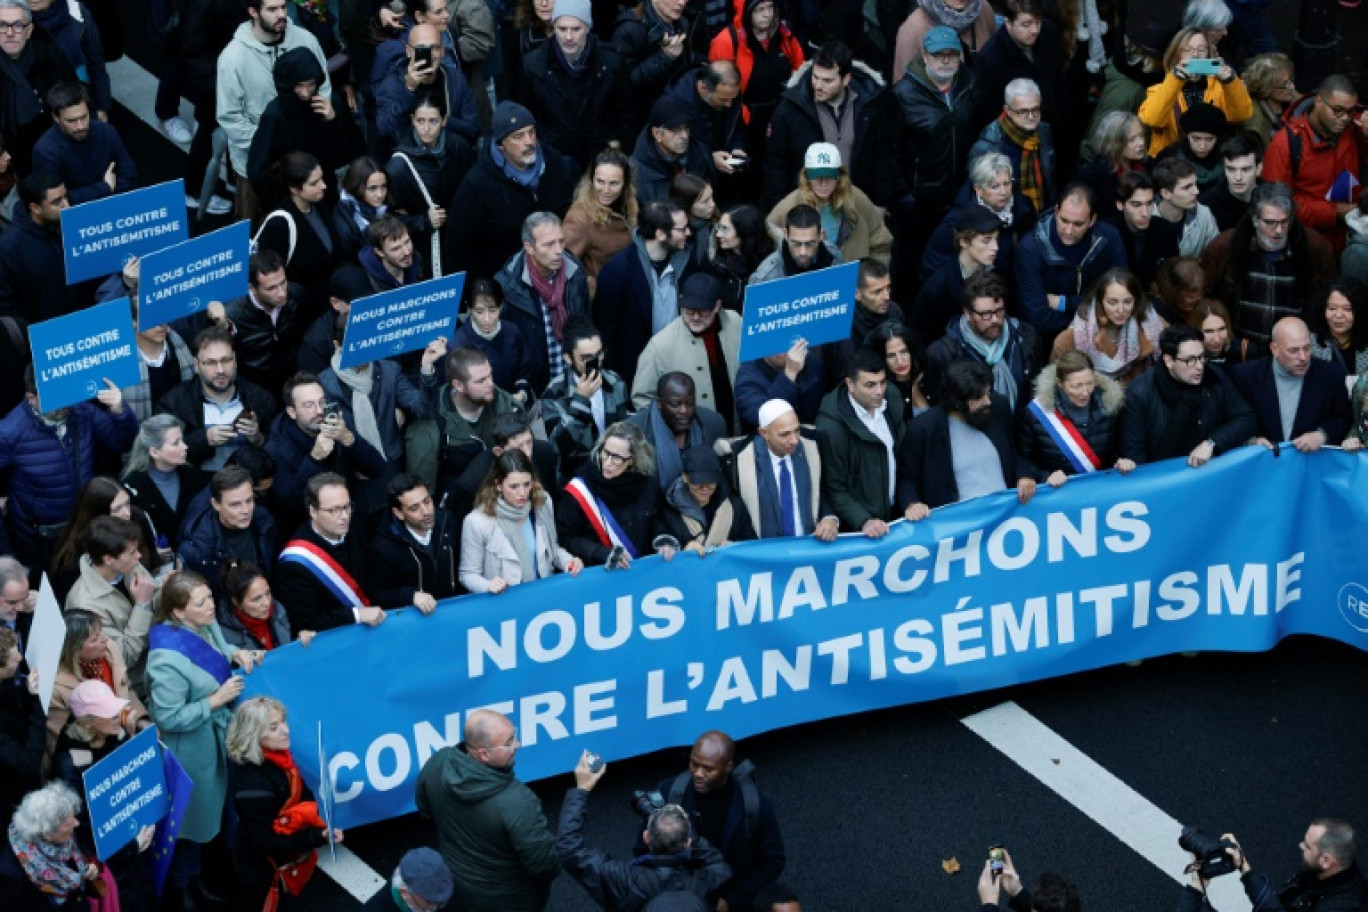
[[1263, 103, 1368, 253], [707, 15, 803, 99]]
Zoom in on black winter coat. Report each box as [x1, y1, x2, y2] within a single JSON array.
[[178, 0, 242, 106], [970, 21, 1063, 134], [762, 60, 900, 212], [0, 214, 94, 323], [223, 286, 307, 405], [630, 126, 715, 204], [445, 141, 578, 279], [155, 376, 279, 467], [0, 682, 44, 830], [368, 511, 461, 606], [253, 199, 347, 307], [893, 60, 978, 215], [610, 1, 709, 132], [230, 759, 329, 908], [1015, 366, 1126, 480], [494, 249, 592, 393], [386, 128, 476, 263], [557, 465, 667, 566], [275, 524, 372, 634], [124, 466, 208, 550], [896, 398, 1019, 511], [176, 490, 280, 594], [1118, 363, 1257, 465], [520, 38, 630, 169], [0, 30, 78, 174]]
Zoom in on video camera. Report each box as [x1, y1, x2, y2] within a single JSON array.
[[630, 789, 665, 818], [1180, 827, 1239, 879]]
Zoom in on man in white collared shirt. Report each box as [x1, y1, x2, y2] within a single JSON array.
[[815, 349, 906, 538]]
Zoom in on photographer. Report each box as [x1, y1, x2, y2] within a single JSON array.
[[557, 751, 731, 912], [1177, 822, 1367, 912], [976, 848, 1081, 912]]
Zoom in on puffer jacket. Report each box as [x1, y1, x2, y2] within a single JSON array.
[[893, 57, 977, 215], [414, 743, 560, 912], [1016, 365, 1126, 480], [0, 400, 138, 530], [176, 489, 280, 594]]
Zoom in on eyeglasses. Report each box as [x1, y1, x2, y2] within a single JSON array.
[[970, 307, 1006, 320], [198, 355, 235, 369], [1257, 215, 1290, 229], [317, 503, 354, 516], [1173, 354, 1208, 366], [1009, 105, 1042, 117], [601, 450, 633, 465], [0, 20, 30, 34], [1318, 98, 1356, 117]]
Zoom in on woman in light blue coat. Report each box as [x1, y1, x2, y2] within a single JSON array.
[[146, 571, 263, 907]]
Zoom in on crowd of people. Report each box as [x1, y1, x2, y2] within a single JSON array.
[[0, 0, 1363, 906]]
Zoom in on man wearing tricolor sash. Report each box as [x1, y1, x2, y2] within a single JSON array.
[[274, 473, 387, 634]]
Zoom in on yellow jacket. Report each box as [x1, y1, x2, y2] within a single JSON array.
[[1137, 73, 1254, 156]]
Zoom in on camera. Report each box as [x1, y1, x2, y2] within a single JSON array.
[[630, 789, 665, 818], [1179, 827, 1238, 878], [584, 751, 604, 773]]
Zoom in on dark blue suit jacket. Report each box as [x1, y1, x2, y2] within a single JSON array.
[[1230, 356, 1350, 444]]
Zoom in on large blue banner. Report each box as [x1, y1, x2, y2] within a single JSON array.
[[29, 298, 141, 412], [738, 262, 858, 361], [82, 727, 170, 860], [138, 221, 250, 330], [241, 447, 1368, 828], [338, 272, 464, 370], [61, 181, 188, 283]]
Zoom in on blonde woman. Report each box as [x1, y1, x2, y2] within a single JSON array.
[[765, 143, 892, 264], [1138, 28, 1253, 156], [563, 146, 638, 294]]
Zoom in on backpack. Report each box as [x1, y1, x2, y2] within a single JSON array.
[[667, 758, 761, 847]]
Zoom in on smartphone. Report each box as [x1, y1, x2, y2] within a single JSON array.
[[324, 402, 341, 423], [585, 751, 604, 773], [583, 355, 600, 377], [1186, 58, 1222, 76], [415, 45, 433, 68], [988, 845, 1005, 877]]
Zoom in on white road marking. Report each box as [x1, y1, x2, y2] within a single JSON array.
[[316, 843, 388, 903], [962, 701, 1251, 912], [108, 57, 196, 149]]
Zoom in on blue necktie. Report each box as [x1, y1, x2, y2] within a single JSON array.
[[779, 457, 797, 537]]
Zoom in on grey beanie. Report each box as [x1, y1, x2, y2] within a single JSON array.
[[552, 0, 592, 27]]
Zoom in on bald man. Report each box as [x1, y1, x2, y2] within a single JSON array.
[[1231, 316, 1351, 453], [640, 731, 786, 912], [415, 710, 560, 912], [373, 21, 481, 145]]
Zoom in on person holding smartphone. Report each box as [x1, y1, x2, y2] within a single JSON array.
[[542, 315, 634, 480], [1138, 27, 1252, 158]]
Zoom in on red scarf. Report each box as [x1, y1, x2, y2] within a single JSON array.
[[235, 606, 276, 650], [695, 320, 721, 365], [79, 657, 114, 688], [527, 261, 569, 341]]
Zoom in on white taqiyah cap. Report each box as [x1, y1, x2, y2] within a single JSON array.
[[757, 399, 795, 428]]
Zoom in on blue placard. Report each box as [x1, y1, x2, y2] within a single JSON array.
[[61, 180, 188, 284], [138, 221, 251, 330], [338, 272, 465, 370], [83, 727, 170, 860], [738, 261, 859, 362], [241, 446, 1368, 829], [29, 298, 141, 412]]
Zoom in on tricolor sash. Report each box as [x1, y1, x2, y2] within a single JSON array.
[[148, 623, 232, 684], [279, 539, 370, 607], [564, 478, 641, 558], [1028, 400, 1102, 473]]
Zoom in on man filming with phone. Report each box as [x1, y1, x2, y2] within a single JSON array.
[[543, 317, 633, 480], [374, 21, 480, 147], [1175, 820, 1368, 912], [976, 847, 1081, 912]]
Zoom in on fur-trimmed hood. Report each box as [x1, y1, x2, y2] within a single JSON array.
[[1031, 364, 1126, 416], [785, 58, 885, 90]]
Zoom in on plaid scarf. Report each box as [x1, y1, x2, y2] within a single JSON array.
[[999, 113, 1045, 213]]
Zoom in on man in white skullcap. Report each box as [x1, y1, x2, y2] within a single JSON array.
[[723, 399, 839, 541]]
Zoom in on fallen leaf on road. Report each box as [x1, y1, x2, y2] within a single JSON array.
[[942, 857, 961, 874]]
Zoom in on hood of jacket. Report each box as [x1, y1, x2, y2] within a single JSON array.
[[1031, 363, 1126, 415], [438, 743, 516, 803], [272, 46, 324, 112], [785, 58, 885, 95]]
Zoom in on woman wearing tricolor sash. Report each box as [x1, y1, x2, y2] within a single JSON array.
[[146, 571, 263, 909], [459, 450, 583, 594], [556, 422, 679, 569], [1017, 351, 1136, 488]]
